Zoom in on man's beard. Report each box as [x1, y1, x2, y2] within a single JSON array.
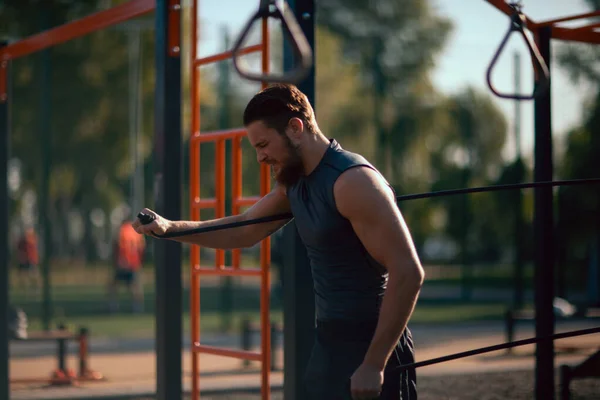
[[273, 136, 304, 187]]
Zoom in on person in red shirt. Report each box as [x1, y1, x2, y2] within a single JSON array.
[[15, 227, 41, 296], [108, 219, 146, 313]]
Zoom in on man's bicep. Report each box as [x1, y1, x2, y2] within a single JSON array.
[[245, 184, 291, 218], [244, 184, 292, 238]]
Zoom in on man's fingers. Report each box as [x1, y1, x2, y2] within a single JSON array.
[[139, 221, 159, 236], [132, 208, 156, 233]]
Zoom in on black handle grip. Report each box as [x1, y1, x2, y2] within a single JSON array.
[[137, 212, 155, 226]]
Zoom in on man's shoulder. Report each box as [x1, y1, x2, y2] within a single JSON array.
[[334, 165, 383, 191], [333, 159, 393, 204], [325, 144, 375, 173], [327, 144, 386, 189]]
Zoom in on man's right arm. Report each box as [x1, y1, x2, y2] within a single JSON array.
[[132, 184, 291, 249]]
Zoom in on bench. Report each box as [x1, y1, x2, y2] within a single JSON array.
[[560, 350, 600, 400], [10, 325, 103, 386], [504, 307, 600, 400]]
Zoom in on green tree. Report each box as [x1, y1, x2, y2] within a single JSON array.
[[430, 87, 508, 262], [317, 0, 453, 184], [1, 0, 219, 261], [554, 0, 600, 293]]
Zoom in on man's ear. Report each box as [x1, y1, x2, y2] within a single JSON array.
[[287, 117, 304, 139]]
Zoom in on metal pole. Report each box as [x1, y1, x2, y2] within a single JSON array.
[[39, 7, 53, 331], [0, 41, 11, 400], [128, 26, 142, 213], [533, 26, 555, 400], [514, 51, 522, 158], [282, 1, 315, 399], [136, 29, 145, 224], [513, 51, 524, 308], [219, 26, 233, 333], [154, 1, 182, 399]]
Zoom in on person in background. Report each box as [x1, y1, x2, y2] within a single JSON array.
[[15, 227, 41, 297], [108, 219, 146, 313]]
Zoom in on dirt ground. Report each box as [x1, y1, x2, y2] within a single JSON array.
[[11, 320, 600, 400], [127, 370, 600, 400]]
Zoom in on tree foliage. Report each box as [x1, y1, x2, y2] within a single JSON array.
[[0, 0, 521, 267], [317, 0, 454, 183], [555, 0, 600, 277]]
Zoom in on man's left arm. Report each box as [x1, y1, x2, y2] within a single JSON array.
[[334, 167, 424, 381]]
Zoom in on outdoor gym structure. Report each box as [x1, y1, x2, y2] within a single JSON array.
[[1, 1, 600, 399]]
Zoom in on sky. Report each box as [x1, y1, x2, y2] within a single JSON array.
[[193, 0, 596, 162]]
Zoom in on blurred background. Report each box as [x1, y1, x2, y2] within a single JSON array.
[[1, 0, 599, 352]]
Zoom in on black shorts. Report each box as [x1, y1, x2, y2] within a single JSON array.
[[114, 269, 138, 285], [304, 319, 417, 400]]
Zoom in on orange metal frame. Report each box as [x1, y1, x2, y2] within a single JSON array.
[[189, 1, 272, 399], [0, 0, 156, 103], [486, 0, 600, 44]]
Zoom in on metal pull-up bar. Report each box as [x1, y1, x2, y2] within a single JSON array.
[[231, 0, 312, 84], [486, 1, 550, 100]]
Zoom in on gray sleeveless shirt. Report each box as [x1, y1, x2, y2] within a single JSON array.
[[287, 139, 389, 321]]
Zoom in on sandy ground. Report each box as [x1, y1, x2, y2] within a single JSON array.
[[128, 369, 600, 400], [10, 321, 600, 400]]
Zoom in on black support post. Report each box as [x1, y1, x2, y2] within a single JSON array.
[[282, 224, 314, 400], [154, 2, 182, 400], [282, 1, 315, 399], [533, 26, 555, 400], [39, 9, 53, 330], [0, 42, 10, 400]]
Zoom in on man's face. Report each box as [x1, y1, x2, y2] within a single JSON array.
[[246, 120, 304, 186]]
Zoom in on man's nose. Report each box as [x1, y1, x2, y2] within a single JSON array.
[[257, 150, 267, 164]]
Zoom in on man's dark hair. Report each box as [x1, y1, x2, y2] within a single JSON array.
[[243, 84, 318, 135]]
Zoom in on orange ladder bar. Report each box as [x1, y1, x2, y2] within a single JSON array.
[[189, 1, 271, 399]]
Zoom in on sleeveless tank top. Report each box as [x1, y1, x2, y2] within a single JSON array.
[[287, 139, 389, 321]]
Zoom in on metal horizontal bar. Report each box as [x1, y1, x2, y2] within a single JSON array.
[[552, 26, 600, 44], [0, 0, 154, 61], [397, 178, 600, 202], [234, 196, 261, 207], [568, 21, 600, 32], [191, 198, 216, 209], [193, 267, 262, 277], [536, 10, 600, 28], [484, 0, 537, 27], [397, 326, 600, 372], [193, 344, 262, 361], [191, 128, 247, 143], [194, 44, 262, 67]]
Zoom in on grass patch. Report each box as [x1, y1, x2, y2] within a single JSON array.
[[23, 302, 509, 340], [410, 302, 508, 324], [11, 261, 533, 339]]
